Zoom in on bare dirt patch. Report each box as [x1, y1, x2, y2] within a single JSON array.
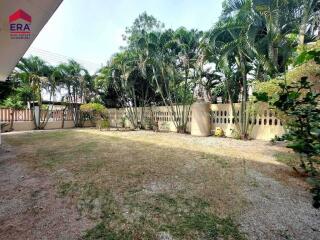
[[0, 143, 93, 240]]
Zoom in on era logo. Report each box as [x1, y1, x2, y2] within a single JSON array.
[[9, 9, 32, 39]]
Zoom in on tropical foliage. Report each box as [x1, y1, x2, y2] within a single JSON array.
[[1, 0, 319, 205], [2, 1, 318, 132], [94, 1, 319, 135], [254, 40, 320, 208], [80, 103, 109, 130], [54, 60, 94, 126], [1, 56, 95, 129], [0, 96, 24, 131]]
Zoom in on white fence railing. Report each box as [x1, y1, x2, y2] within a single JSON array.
[[0, 103, 285, 140], [107, 103, 285, 140]]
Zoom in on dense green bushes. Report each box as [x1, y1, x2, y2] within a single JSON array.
[[80, 103, 109, 130], [254, 47, 320, 208]]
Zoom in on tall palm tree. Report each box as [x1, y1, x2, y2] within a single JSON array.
[[173, 28, 204, 132], [16, 56, 50, 106], [208, 0, 260, 139], [298, 0, 320, 45], [110, 50, 142, 128], [16, 56, 52, 129], [221, 0, 320, 74], [55, 60, 91, 126], [147, 29, 203, 133]]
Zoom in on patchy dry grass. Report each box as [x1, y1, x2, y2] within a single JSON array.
[[274, 151, 301, 168], [5, 130, 247, 239], [5, 129, 319, 240]]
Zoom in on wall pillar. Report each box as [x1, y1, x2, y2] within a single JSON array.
[[191, 100, 211, 136]]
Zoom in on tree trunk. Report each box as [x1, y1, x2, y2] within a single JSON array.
[[61, 108, 66, 129], [267, 1, 280, 72], [33, 106, 41, 130], [299, 0, 309, 46], [268, 43, 278, 71], [240, 57, 249, 140], [9, 108, 14, 131]]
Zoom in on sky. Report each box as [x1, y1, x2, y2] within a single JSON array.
[[25, 0, 224, 73]]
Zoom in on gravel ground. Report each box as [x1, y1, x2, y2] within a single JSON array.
[[89, 130, 288, 163], [240, 170, 320, 240]]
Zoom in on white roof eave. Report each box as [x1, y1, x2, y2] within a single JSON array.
[[0, 0, 63, 81]]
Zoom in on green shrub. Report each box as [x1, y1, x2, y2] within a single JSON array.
[[1, 96, 24, 109], [80, 103, 108, 118], [254, 45, 320, 208], [96, 119, 109, 130], [255, 77, 320, 208], [120, 116, 126, 128], [80, 103, 108, 128]]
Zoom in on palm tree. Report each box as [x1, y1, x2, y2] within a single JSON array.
[[96, 33, 160, 129], [298, 0, 320, 45], [15, 56, 52, 129], [221, 0, 319, 74], [55, 60, 91, 126], [147, 29, 204, 133], [173, 28, 204, 132], [110, 50, 142, 128], [16, 56, 50, 105], [208, 0, 260, 139], [209, 0, 319, 139]]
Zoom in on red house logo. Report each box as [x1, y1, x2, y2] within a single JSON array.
[[9, 9, 32, 39]]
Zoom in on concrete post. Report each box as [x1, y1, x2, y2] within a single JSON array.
[[191, 100, 211, 136]]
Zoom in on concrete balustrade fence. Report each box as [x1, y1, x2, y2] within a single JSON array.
[[108, 102, 285, 140], [108, 105, 192, 132], [209, 103, 285, 140], [0, 108, 33, 121], [0, 102, 285, 140], [0, 108, 93, 131]]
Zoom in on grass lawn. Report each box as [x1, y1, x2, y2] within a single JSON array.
[[1, 129, 319, 240]]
